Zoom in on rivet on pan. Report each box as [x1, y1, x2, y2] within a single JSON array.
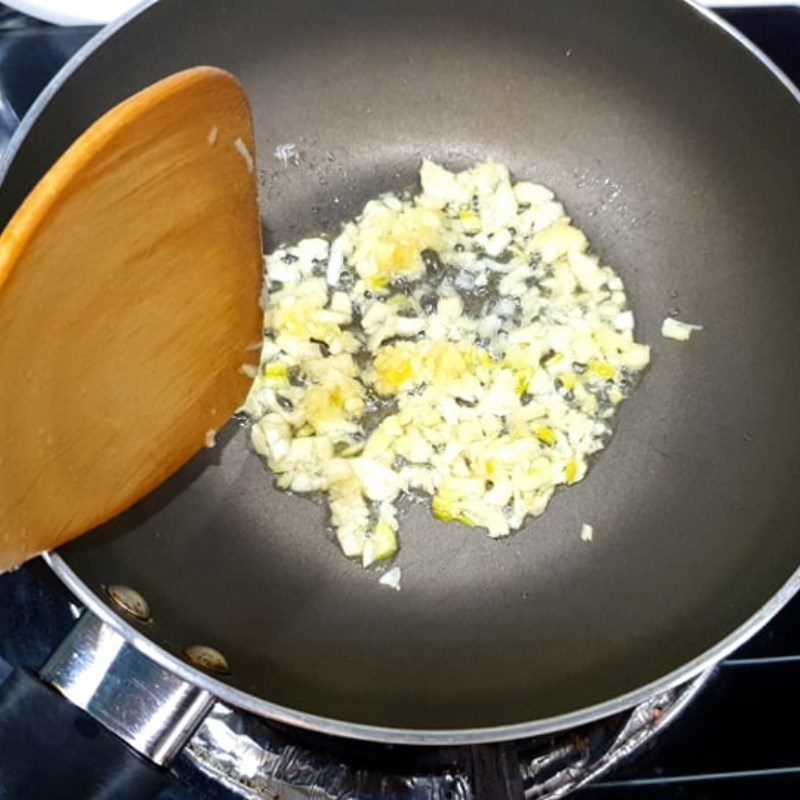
[[184, 645, 230, 675], [106, 584, 151, 622]]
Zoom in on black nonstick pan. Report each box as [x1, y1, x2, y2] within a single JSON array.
[[1, 0, 799, 757]]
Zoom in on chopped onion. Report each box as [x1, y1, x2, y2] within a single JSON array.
[[234, 137, 254, 172], [243, 159, 650, 569], [327, 237, 345, 285], [662, 317, 703, 341], [378, 567, 402, 590]]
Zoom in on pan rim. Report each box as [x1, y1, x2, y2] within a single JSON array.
[[45, 551, 800, 743], [10, 0, 800, 743]]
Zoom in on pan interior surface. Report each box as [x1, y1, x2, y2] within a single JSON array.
[[6, 0, 800, 733]]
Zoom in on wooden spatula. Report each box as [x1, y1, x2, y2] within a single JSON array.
[[0, 66, 263, 572]]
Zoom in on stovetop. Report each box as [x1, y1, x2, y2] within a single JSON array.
[[0, 5, 798, 799]]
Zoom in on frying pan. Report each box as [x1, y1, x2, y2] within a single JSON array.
[[0, 0, 799, 787]]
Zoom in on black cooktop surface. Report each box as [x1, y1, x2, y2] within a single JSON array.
[[0, 5, 798, 799]]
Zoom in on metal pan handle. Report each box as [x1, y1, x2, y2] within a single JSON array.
[[0, 668, 172, 799], [0, 612, 213, 800]]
